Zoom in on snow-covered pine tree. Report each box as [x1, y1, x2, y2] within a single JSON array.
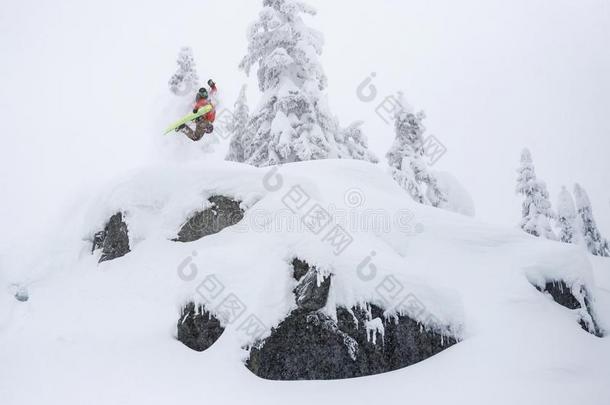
[[337, 122, 379, 163], [168, 47, 200, 96], [386, 97, 446, 207], [515, 148, 556, 239], [556, 186, 578, 244], [235, 0, 375, 167], [573, 183, 610, 257], [226, 85, 251, 163]]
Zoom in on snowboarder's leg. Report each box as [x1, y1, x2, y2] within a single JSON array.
[[194, 120, 213, 139], [178, 124, 202, 142], [200, 119, 213, 134]]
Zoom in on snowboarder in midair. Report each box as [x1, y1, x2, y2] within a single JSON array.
[[177, 79, 217, 141]]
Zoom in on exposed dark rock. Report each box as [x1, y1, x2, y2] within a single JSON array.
[[246, 259, 459, 380], [534, 280, 604, 337], [177, 302, 225, 352], [535, 280, 580, 309], [175, 196, 244, 243], [383, 312, 458, 370], [247, 310, 360, 380], [246, 302, 459, 380], [293, 262, 331, 311], [14, 286, 29, 302], [92, 212, 130, 263], [92, 231, 105, 253], [291, 258, 310, 281], [337, 304, 389, 376]]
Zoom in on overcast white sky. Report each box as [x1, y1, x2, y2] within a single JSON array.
[[1, 0, 609, 258]]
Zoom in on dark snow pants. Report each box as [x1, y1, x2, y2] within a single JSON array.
[[180, 119, 214, 142]]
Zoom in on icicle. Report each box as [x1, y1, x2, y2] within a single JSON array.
[[365, 318, 385, 346], [180, 313, 188, 324]]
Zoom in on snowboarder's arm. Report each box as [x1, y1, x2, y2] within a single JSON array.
[[208, 79, 217, 95]]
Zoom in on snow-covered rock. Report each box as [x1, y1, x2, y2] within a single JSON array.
[[246, 302, 458, 381], [13, 285, 28, 302], [292, 259, 332, 311], [2, 159, 609, 402], [91, 212, 130, 263], [177, 302, 224, 352], [531, 279, 603, 337], [174, 196, 244, 243]]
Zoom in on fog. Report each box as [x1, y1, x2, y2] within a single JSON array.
[[1, 0, 608, 263]]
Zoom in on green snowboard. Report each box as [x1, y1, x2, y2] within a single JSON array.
[[164, 105, 213, 135]]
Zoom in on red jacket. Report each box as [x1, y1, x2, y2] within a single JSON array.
[[194, 85, 217, 122]]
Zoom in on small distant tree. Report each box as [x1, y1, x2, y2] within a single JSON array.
[[226, 85, 251, 162], [573, 183, 610, 257], [169, 47, 200, 96], [556, 186, 578, 244], [515, 148, 556, 239], [386, 97, 446, 207]]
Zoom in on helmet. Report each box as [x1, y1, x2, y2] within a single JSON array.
[[197, 88, 209, 99]]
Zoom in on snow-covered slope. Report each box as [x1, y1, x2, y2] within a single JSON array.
[[431, 170, 476, 217], [1, 159, 609, 405]]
